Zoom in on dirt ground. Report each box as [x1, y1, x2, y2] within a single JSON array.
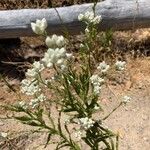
[[0, 57, 150, 150]]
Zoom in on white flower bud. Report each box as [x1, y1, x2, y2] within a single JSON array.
[[78, 14, 84, 21], [56, 36, 65, 47], [97, 61, 110, 73], [45, 35, 66, 48], [21, 79, 41, 95], [78, 117, 95, 130], [74, 131, 82, 140], [57, 58, 64, 65], [31, 18, 47, 35], [78, 11, 102, 25], [26, 61, 44, 77], [122, 96, 131, 104], [42, 47, 67, 68], [66, 53, 73, 59], [115, 61, 126, 71], [94, 105, 100, 110], [92, 15, 102, 24], [80, 44, 84, 48], [90, 75, 104, 95], [45, 36, 55, 48], [85, 28, 90, 34]]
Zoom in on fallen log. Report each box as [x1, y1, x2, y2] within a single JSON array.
[[0, 0, 150, 38]]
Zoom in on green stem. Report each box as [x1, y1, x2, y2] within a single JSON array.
[[103, 102, 122, 120], [116, 133, 119, 150]]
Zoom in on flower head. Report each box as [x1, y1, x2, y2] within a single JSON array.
[[94, 105, 100, 110], [42, 47, 71, 68], [122, 96, 131, 104], [74, 131, 83, 140], [29, 99, 39, 108], [78, 117, 95, 130], [21, 79, 41, 95], [93, 85, 101, 94], [97, 61, 110, 73], [37, 94, 46, 102], [29, 94, 46, 108], [90, 75, 104, 86], [46, 35, 67, 48], [115, 61, 126, 71], [78, 14, 84, 21], [78, 11, 102, 24], [64, 118, 70, 125], [26, 61, 44, 77], [90, 75, 104, 95], [31, 18, 47, 35]]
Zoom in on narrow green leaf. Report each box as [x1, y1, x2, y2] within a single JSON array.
[[44, 133, 52, 148], [15, 116, 32, 122], [23, 121, 40, 127]]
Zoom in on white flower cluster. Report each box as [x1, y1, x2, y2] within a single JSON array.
[[31, 18, 47, 35], [78, 117, 95, 130], [78, 11, 102, 25], [19, 18, 73, 109], [64, 118, 70, 125], [97, 61, 110, 73], [90, 75, 104, 94], [21, 61, 45, 97], [26, 61, 44, 77], [30, 18, 73, 71], [74, 131, 83, 140], [115, 61, 126, 71], [21, 79, 41, 95], [122, 96, 131, 104], [42, 47, 72, 69], [42, 48, 65, 68], [46, 34, 67, 48], [29, 94, 46, 108]]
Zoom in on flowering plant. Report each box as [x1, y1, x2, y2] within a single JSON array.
[[4, 9, 130, 150]]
